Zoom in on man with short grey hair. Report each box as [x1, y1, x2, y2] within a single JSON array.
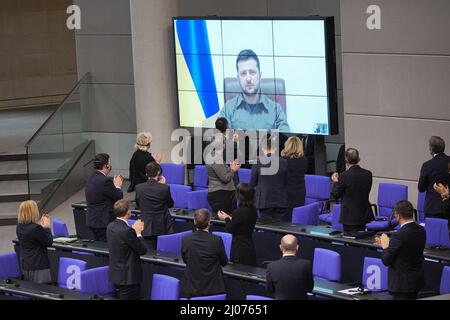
[[418, 136, 450, 218], [266, 234, 314, 300]]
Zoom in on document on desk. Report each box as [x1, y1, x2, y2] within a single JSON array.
[[338, 288, 364, 295], [53, 237, 78, 243]]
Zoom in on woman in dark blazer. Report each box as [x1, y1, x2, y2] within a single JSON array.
[[16, 200, 53, 284], [281, 136, 308, 222], [218, 183, 258, 266], [128, 132, 162, 192]]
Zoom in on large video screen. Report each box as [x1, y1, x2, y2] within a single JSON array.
[[173, 17, 338, 135]]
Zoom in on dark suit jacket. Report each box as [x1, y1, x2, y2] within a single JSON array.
[[135, 179, 174, 237], [85, 171, 123, 229], [381, 222, 426, 293], [284, 156, 308, 209], [16, 223, 53, 271], [331, 165, 374, 226], [418, 153, 450, 216], [250, 155, 288, 209], [224, 205, 258, 266], [266, 256, 314, 300], [107, 219, 147, 285], [180, 230, 228, 297], [129, 150, 156, 190]]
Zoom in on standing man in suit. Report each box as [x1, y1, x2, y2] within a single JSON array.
[[250, 134, 289, 224], [107, 199, 147, 300], [433, 160, 450, 235], [86, 153, 123, 242], [180, 209, 228, 298], [331, 148, 374, 232], [376, 200, 426, 300], [135, 161, 174, 250], [418, 136, 450, 218], [266, 234, 314, 300]]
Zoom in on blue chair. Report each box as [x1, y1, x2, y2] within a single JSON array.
[[160, 163, 185, 185], [440, 266, 450, 295], [128, 219, 136, 227], [57, 257, 88, 289], [366, 183, 408, 231], [362, 257, 388, 291], [191, 294, 226, 300], [330, 204, 343, 232], [157, 231, 192, 255], [79, 266, 114, 296], [417, 192, 426, 223], [246, 295, 273, 300], [169, 184, 192, 208], [292, 202, 320, 225], [187, 189, 212, 212], [0, 252, 21, 279], [151, 274, 180, 300], [53, 218, 70, 237], [425, 218, 450, 248], [238, 168, 252, 184], [305, 175, 331, 223], [194, 165, 208, 190], [212, 232, 232, 260], [313, 248, 341, 282]]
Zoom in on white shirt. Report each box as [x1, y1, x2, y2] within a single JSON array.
[[400, 220, 415, 228]]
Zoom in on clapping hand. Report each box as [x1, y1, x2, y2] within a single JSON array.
[[158, 175, 166, 184], [39, 214, 51, 229], [331, 172, 339, 183], [113, 175, 124, 188], [433, 183, 449, 199], [230, 160, 241, 172], [218, 210, 231, 221], [132, 219, 145, 236], [154, 153, 163, 164], [375, 234, 390, 249]]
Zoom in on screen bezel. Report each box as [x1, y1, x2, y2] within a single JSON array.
[[172, 16, 338, 136]]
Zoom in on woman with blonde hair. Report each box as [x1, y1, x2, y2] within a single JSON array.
[[281, 136, 308, 222], [128, 132, 162, 192], [16, 200, 53, 284]]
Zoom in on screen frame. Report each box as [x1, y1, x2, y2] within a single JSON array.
[[172, 16, 339, 136]]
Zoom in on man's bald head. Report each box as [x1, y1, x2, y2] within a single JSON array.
[[345, 148, 360, 165], [280, 234, 298, 253]]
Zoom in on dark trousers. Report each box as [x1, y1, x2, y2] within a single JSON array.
[[90, 227, 107, 242], [115, 284, 141, 300], [259, 208, 286, 224], [391, 292, 418, 300], [143, 236, 157, 250], [343, 225, 366, 232], [208, 190, 235, 216]]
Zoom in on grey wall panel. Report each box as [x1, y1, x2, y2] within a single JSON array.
[[74, 0, 132, 35], [82, 84, 136, 133], [325, 89, 344, 144], [76, 35, 134, 84], [345, 114, 450, 182], [343, 54, 450, 120], [341, 0, 450, 54], [178, 0, 268, 16], [268, 0, 341, 35]]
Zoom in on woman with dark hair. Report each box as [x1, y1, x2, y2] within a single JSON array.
[[218, 183, 258, 266]]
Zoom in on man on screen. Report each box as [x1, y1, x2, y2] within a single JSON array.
[[217, 49, 290, 132]]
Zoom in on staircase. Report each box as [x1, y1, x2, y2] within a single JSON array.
[[0, 154, 28, 224]]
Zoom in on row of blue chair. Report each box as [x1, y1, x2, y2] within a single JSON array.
[[2, 249, 449, 298]]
